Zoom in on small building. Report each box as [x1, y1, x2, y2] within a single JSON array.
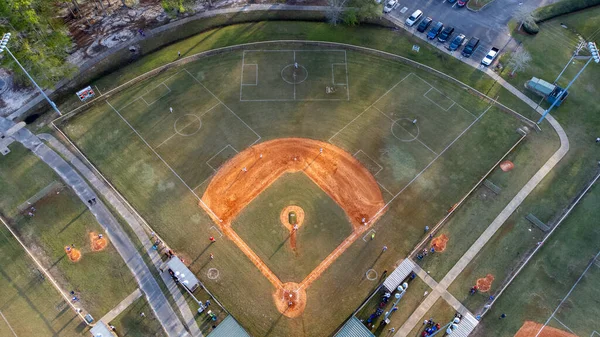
[[90, 321, 115, 337], [334, 317, 375, 337], [207, 315, 251, 337], [167, 256, 200, 292]]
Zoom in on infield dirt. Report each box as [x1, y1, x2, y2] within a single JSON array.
[[514, 321, 578, 337]]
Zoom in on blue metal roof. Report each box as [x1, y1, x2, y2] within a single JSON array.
[[334, 317, 375, 337], [207, 315, 251, 337]]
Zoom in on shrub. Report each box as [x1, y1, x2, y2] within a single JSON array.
[[522, 17, 540, 34], [533, 0, 600, 22]]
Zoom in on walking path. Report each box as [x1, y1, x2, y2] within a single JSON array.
[[0, 117, 188, 337], [100, 288, 142, 324], [38, 133, 202, 337]]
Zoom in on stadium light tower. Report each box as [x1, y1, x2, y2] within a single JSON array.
[[0, 32, 62, 116], [537, 41, 599, 124]]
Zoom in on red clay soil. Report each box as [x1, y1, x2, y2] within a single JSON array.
[[431, 234, 449, 252], [272, 282, 307, 318], [500, 160, 515, 172], [280, 206, 305, 251], [65, 246, 82, 262], [514, 321, 578, 337], [476, 274, 495, 292], [200, 138, 385, 317], [89, 232, 108, 251]]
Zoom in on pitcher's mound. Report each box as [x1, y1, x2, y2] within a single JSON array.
[[89, 232, 108, 251], [273, 282, 306, 318], [476, 274, 495, 292], [431, 234, 449, 252], [65, 246, 82, 262], [280, 206, 305, 231], [514, 321, 577, 337]]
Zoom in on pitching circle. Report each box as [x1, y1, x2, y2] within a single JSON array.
[[391, 118, 419, 142], [366, 269, 378, 281], [207, 268, 220, 280]]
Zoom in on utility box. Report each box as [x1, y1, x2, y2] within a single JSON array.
[[525, 77, 569, 106]]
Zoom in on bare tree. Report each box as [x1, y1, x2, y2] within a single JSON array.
[[508, 48, 532, 76], [326, 0, 349, 25], [513, 5, 534, 31]]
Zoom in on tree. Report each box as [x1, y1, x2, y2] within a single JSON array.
[[513, 5, 534, 31], [326, 0, 349, 25], [507, 48, 532, 76]]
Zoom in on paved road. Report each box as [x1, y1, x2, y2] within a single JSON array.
[[0, 118, 188, 337], [38, 133, 202, 337]]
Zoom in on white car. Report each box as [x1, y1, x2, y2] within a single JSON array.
[[405, 9, 423, 26], [383, 0, 398, 13]]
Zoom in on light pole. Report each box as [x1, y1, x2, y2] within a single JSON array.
[[0, 32, 62, 116], [554, 40, 585, 84], [537, 41, 599, 124]]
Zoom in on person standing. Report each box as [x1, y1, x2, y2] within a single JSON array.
[[382, 245, 388, 252], [169, 107, 173, 113]]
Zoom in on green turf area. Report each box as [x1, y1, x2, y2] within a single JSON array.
[[356, 277, 431, 335], [57, 40, 538, 336], [0, 224, 85, 337], [8, 186, 137, 319], [109, 296, 166, 337], [473, 182, 600, 337], [233, 173, 352, 283]]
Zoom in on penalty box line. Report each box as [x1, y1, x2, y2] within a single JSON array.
[[106, 100, 223, 223], [413, 73, 478, 119], [155, 102, 222, 149], [206, 144, 239, 172]]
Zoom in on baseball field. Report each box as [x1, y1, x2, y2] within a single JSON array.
[[57, 41, 536, 336]]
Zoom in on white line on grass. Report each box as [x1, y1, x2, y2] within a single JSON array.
[[374, 106, 438, 156], [293, 50, 296, 101], [240, 51, 245, 101], [106, 101, 223, 222], [344, 50, 350, 101], [413, 73, 478, 119], [329, 72, 414, 143], [362, 229, 376, 242], [378, 181, 394, 197], [206, 144, 238, 172], [534, 250, 600, 337], [240, 98, 348, 102], [354, 149, 383, 175], [552, 317, 576, 335], [366, 104, 493, 225], [0, 311, 18, 337], [423, 86, 459, 112]]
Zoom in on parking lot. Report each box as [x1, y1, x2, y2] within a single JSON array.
[[386, 0, 561, 66]]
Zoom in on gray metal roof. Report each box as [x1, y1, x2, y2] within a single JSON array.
[[207, 315, 251, 337], [90, 321, 114, 337], [450, 313, 479, 337], [334, 317, 375, 337], [383, 259, 415, 292], [167, 256, 200, 291]]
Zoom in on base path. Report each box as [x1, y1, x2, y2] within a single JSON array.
[[201, 138, 385, 317]]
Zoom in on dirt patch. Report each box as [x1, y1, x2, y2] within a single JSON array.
[[514, 321, 578, 337], [89, 232, 108, 251], [430, 234, 449, 252], [65, 246, 82, 262], [280, 206, 305, 251], [500, 160, 515, 172], [272, 282, 307, 318], [476, 274, 495, 292]]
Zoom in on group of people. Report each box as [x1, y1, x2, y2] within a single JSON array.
[[420, 318, 441, 336], [27, 206, 36, 217], [416, 247, 435, 260]]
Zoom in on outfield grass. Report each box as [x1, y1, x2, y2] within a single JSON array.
[[233, 173, 352, 283], [474, 182, 600, 337], [57, 41, 542, 336], [109, 296, 166, 337]]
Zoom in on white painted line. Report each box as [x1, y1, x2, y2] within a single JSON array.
[[344, 50, 350, 101], [199, 102, 222, 117], [354, 149, 383, 175], [210, 226, 224, 238], [241, 64, 258, 86], [362, 229, 375, 242], [142, 82, 172, 106], [413, 73, 477, 118], [331, 63, 348, 85], [423, 86, 455, 112], [240, 50, 245, 101], [552, 317, 576, 335], [378, 181, 394, 197], [206, 144, 237, 172], [0, 311, 18, 337], [374, 106, 438, 155]]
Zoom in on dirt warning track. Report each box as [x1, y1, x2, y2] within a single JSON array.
[[200, 138, 385, 317]]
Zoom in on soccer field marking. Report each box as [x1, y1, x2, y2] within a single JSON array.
[[241, 64, 258, 86], [141, 82, 172, 106], [412, 73, 478, 119], [374, 106, 439, 156], [344, 50, 350, 101], [362, 229, 376, 242], [332, 63, 348, 85], [105, 101, 223, 223], [210, 226, 224, 238], [552, 317, 577, 335], [534, 250, 600, 337], [155, 103, 221, 149], [183, 68, 261, 144], [206, 144, 238, 172], [174, 114, 202, 137], [329, 72, 414, 143], [353, 149, 383, 175], [591, 331, 600, 337], [377, 181, 394, 198], [0, 311, 18, 337], [423, 86, 456, 112]]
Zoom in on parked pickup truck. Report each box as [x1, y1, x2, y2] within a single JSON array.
[[481, 47, 499, 66]]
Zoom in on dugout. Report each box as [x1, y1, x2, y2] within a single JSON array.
[[207, 315, 251, 337], [167, 256, 200, 292], [90, 321, 115, 337]]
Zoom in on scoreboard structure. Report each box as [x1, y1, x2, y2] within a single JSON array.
[[76, 86, 95, 102]]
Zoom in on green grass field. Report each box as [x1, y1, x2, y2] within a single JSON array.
[[57, 40, 539, 336], [233, 173, 352, 283], [109, 296, 166, 337]]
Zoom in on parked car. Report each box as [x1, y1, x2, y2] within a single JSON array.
[[457, 0, 469, 6], [405, 9, 423, 26], [447, 0, 458, 3], [427, 22, 444, 40], [417, 17, 433, 33], [461, 37, 480, 57], [447, 34, 466, 51], [481, 47, 499, 66], [438, 26, 454, 42], [383, 0, 398, 13]]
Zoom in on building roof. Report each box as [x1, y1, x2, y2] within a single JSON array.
[[90, 321, 114, 337], [167, 256, 200, 291], [334, 317, 375, 337], [383, 259, 415, 292], [207, 315, 251, 337]]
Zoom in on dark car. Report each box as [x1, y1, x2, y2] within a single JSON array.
[[438, 26, 454, 42], [427, 22, 444, 40], [461, 37, 480, 57], [457, 0, 469, 6], [447, 0, 458, 3], [447, 34, 466, 51], [417, 17, 433, 33]]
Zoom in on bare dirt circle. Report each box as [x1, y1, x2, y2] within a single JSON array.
[[476, 274, 495, 292], [273, 282, 307, 318], [174, 114, 202, 136], [207, 268, 220, 280], [281, 64, 308, 84], [500, 160, 515, 172], [391, 118, 419, 142], [365, 269, 378, 281], [431, 234, 449, 252], [280, 206, 305, 231], [89, 232, 108, 251], [65, 246, 82, 262]]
